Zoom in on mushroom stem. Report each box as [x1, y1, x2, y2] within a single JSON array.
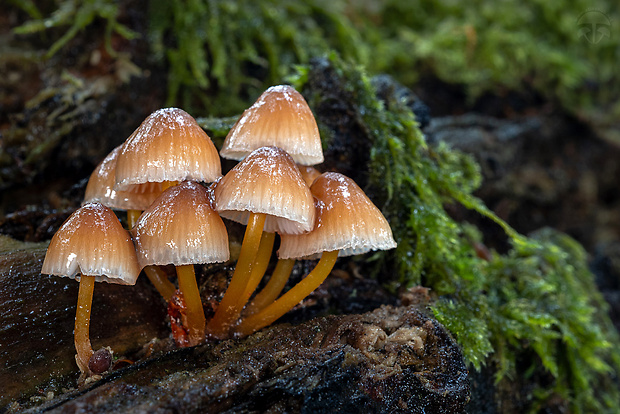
[[245, 258, 295, 316], [144, 266, 176, 301], [236, 250, 339, 337], [75, 275, 95, 374], [176, 264, 206, 346], [236, 231, 275, 310], [127, 209, 142, 228], [207, 212, 265, 338]]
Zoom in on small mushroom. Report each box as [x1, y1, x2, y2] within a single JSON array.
[[206, 146, 315, 339], [41, 203, 140, 375], [237, 172, 396, 336], [133, 181, 229, 346]]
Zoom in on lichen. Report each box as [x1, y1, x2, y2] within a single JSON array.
[[291, 54, 620, 413]]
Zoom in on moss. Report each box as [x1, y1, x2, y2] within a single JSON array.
[[12, 0, 138, 58], [15, 1, 618, 140], [291, 54, 620, 413], [146, 0, 366, 115], [354, 0, 620, 143]]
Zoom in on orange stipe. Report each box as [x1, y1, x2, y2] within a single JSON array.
[[176, 264, 205, 346], [206, 212, 265, 339], [237, 250, 338, 337], [74, 275, 95, 374], [236, 231, 275, 310], [245, 258, 295, 316]]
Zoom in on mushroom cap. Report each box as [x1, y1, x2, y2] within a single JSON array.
[[214, 146, 315, 234], [84, 146, 163, 211], [115, 108, 221, 190], [220, 85, 323, 165], [278, 172, 397, 259], [41, 203, 140, 285], [133, 181, 229, 268]]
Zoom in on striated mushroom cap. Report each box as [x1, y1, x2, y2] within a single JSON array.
[[41, 203, 140, 285], [84, 146, 163, 211], [278, 172, 397, 259], [115, 108, 221, 190], [220, 85, 323, 165], [133, 181, 229, 268], [214, 146, 315, 234]]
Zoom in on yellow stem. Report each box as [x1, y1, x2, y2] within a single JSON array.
[[237, 250, 339, 337], [206, 212, 265, 339], [75, 275, 95, 374], [161, 180, 178, 191], [176, 264, 205, 346], [127, 209, 141, 228], [236, 231, 275, 309], [245, 258, 295, 316], [144, 266, 176, 301]]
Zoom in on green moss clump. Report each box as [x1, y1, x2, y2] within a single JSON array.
[[291, 54, 620, 413], [12, 0, 138, 58], [17, 1, 618, 140], [355, 0, 620, 143], [147, 0, 365, 115]]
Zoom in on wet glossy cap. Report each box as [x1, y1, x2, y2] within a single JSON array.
[[133, 181, 229, 268], [220, 85, 323, 165], [115, 108, 221, 190], [84, 146, 163, 211], [214, 146, 315, 234], [278, 172, 397, 259], [41, 203, 140, 285]]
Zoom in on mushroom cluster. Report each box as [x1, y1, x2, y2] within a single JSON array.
[[41, 85, 396, 376]]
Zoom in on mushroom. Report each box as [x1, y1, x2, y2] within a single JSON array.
[[83, 145, 175, 300], [41, 202, 140, 374], [206, 146, 315, 338], [133, 181, 229, 346], [236, 172, 397, 337], [220, 85, 323, 165], [114, 107, 222, 301]]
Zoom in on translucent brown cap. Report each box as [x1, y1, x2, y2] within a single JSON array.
[[278, 172, 397, 259], [133, 181, 229, 268], [220, 85, 323, 165], [41, 203, 140, 285], [115, 108, 221, 191], [84, 146, 163, 211], [214, 146, 315, 234]]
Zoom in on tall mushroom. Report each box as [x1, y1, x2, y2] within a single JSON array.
[[216, 85, 323, 334], [133, 181, 229, 346], [237, 172, 396, 337], [206, 146, 315, 338], [83, 145, 175, 300], [41, 202, 140, 374]]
